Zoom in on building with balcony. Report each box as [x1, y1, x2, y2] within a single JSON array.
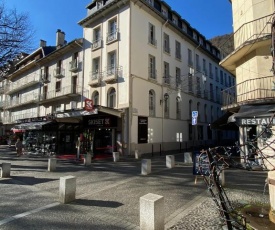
[[0, 30, 91, 154], [220, 0, 275, 168], [79, 0, 236, 155]]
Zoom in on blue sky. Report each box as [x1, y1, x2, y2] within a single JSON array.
[[4, 0, 233, 48]]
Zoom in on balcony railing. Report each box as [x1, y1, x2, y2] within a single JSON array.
[[53, 67, 65, 78], [226, 14, 273, 52], [40, 73, 50, 83], [89, 71, 102, 87], [69, 60, 79, 72], [11, 112, 37, 123], [40, 85, 83, 102], [4, 93, 39, 109], [102, 65, 122, 83], [91, 39, 103, 50], [221, 75, 275, 108], [4, 74, 40, 94], [106, 30, 119, 44]]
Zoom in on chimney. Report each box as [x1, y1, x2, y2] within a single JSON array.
[[56, 29, 65, 48], [40, 39, 47, 47]]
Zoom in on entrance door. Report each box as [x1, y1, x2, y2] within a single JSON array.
[[93, 129, 113, 155]]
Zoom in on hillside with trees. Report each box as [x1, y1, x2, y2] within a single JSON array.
[[210, 33, 234, 58]]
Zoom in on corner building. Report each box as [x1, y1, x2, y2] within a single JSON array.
[[79, 0, 237, 156]]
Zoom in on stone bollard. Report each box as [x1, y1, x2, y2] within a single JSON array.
[[135, 150, 141, 159], [1, 162, 11, 178], [268, 171, 275, 223], [59, 176, 76, 204], [166, 155, 175, 168], [141, 159, 151, 175], [84, 154, 91, 166], [184, 152, 193, 163], [48, 158, 57, 172], [140, 193, 164, 230], [113, 152, 119, 162]]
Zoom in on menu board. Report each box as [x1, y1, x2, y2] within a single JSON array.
[[193, 150, 210, 176]]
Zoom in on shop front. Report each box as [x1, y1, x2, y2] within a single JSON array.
[[82, 113, 122, 158]]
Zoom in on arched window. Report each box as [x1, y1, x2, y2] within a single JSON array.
[[92, 91, 99, 106], [107, 88, 116, 108], [149, 90, 155, 116]]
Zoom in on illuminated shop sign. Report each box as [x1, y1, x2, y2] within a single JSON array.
[[85, 116, 117, 127]]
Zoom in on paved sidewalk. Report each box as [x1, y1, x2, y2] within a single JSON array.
[[0, 145, 269, 229]]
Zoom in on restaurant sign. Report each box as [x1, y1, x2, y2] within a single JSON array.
[[238, 117, 275, 126]]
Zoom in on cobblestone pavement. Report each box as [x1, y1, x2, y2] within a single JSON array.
[[0, 145, 270, 229]]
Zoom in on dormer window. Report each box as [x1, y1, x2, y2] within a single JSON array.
[[161, 8, 167, 17]]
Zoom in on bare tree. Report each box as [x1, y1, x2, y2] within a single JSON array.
[[0, 2, 35, 68]]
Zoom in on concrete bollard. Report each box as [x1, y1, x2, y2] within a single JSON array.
[[84, 154, 91, 166], [135, 150, 141, 159], [113, 152, 119, 162], [140, 193, 164, 230], [141, 159, 151, 175], [184, 152, 193, 163], [1, 162, 11, 178], [48, 158, 57, 172], [59, 176, 76, 204], [166, 155, 175, 168]]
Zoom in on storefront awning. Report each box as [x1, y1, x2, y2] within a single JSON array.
[[228, 104, 275, 125], [12, 121, 53, 131], [211, 111, 238, 130]]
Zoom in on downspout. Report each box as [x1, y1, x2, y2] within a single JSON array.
[[129, 2, 133, 156]]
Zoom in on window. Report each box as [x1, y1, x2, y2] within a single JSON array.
[[107, 18, 118, 43], [209, 63, 213, 78], [107, 51, 116, 75], [164, 96, 169, 118], [176, 97, 181, 119], [149, 90, 155, 116], [163, 33, 170, 54], [196, 54, 200, 71], [210, 83, 213, 100], [56, 81, 61, 92], [204, 104, 207, 122], [215, 67, 218, 82], [220, 70, 223, 84], [202, 59, 207, 75], [196, 77, 201, 96], [108, 88, 116, 108], [148, 23, 157, 46], [92, 27, 102, 49], [188, 72, 193, 93], [149, 55, 156, 79], [197, 102, 200, 122], [55, 60, 63, 76], [92, 57, 100, 79], [70, 52, 78, 70], [176, 67, 181, 88], [189, 100, 192, 120], [216, 86, 219, 103], [93, 91, 99, 105], [175, 40, 181, 59], [163, 62, 170, 84], [188, 49, 193, 66]]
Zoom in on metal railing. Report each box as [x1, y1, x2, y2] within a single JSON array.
[[41, 85, 82, 101], [226, 14, 273, 52], [221, 75, 275, 108]]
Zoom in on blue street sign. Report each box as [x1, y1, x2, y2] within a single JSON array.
[[192, 111, 198, 117], [192, 117, 197, 125]]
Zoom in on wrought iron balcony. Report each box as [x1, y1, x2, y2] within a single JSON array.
[[53, 67, 65, 78], [4, 74, 40, 95], [69, 60, 79, 73], [103, 65, 121, 83], [40, 85, 88, 103], [221, 75, 275, 109], [88, 71, 102, 87], [91, 39, 103, 50], [106, 30, 119, 44], [4, 93, 39, 109]]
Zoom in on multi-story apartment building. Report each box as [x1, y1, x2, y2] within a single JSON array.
[[220, 0, 275, 168], [0, 30, 90, 154], [78, 0, 236, 156]]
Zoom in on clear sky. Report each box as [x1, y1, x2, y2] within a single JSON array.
[[4, 0, 233, 48]]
